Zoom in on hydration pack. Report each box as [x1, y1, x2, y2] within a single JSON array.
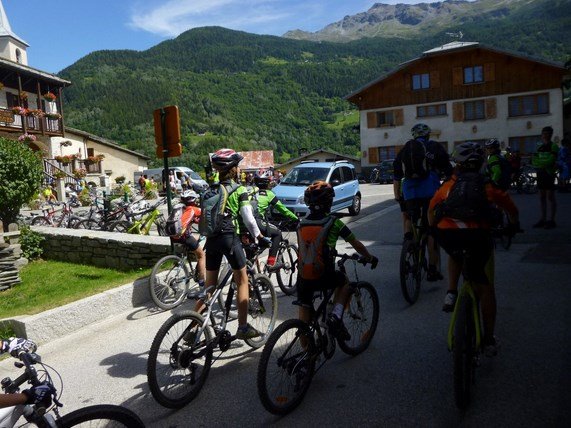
[[401, 139, 429, 179], [437, 172, 490, 221], [198, 183, 239, 237], [297, 216, 335, 280], [488, 154, 512, 191], [166, 204, 199, 239]]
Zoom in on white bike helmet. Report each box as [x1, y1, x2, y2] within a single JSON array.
[[180, 190, 199, 206]]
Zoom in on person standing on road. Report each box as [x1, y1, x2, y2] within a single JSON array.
[[485, 138, 511, 191], [532, 126, 558, 229], [393, 123, 452, 281]]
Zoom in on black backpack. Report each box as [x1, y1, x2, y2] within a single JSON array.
[[401, 139, 429, 179], [489, 154, 512, 191], [438, 172, 490, 221], [198, 183, 239, 237]]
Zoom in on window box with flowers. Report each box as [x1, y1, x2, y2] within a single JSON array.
[[26, 109, 44, 118], [73, 168, 87, 179], [43, 92, 57, 102], [45, 112, 62, 120], [18, 133, 36, 143], [53, 170, 67, 180], [55, 154, 76, 165], [11, 106, 27, 116], [85, 154, 105, 165], [19, 91, 28, 100]]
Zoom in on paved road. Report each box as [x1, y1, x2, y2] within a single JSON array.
[[3, 185, 570, 427]]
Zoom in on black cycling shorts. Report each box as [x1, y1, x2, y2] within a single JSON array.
[[436, 229, 493, 285], [536, 170, 556, 190], [205, 233, 247, 271], [404, 198, 430, 227], [296, 271, 347, 307], [170, 233, 200, 251]]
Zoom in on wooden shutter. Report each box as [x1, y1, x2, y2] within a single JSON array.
[[430, 70, 440, 88], [484, 63, 495, 82], [368, 147, 379, 164], [453, 67, 463, 86], [394, 109, 404, 126], [485, 98, 497, 119], [452, 102, 464, 122], [404, 74, 411, 91], [367, 112, 378, 128]]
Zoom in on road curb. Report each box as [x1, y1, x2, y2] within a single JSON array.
[[2, 277, 151, 344]]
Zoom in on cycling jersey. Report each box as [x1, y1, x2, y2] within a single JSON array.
[[256, 189, 298, 220]]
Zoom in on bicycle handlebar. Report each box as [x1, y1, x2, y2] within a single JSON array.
[[335, 252, 378, 269]]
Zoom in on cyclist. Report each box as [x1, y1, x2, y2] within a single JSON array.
[[532, 126, 558, 229], [170, 189, 205, 291], [393, 123, 452, 281], [198, 148, 271, 340], [0, 337, 52, 409], [428, 142, 520, 356], [296, 181, 378, 340], [251, 170, 299, 271], [484, 138, 511, 191]]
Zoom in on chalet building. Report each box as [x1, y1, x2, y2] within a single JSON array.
[[0, 1, 148, 194], [276, 148, 361, 174], [346, 41, 569, 172]]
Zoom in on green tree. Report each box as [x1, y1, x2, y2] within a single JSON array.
[[0, 137, 44, 231]]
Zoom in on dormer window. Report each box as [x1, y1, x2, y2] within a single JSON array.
[[464, 65, 483, 84], [412, 73, 430, 90], [15, 49, 21, 63]]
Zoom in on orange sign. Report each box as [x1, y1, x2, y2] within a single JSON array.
[[154, 106, 182, 158]]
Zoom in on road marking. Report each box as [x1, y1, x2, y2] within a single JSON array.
[[349, 204, 399, 226]]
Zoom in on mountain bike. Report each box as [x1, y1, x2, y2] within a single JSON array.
[[147, 250, 278, 409], [31, 202, 81, 229], [511, 165, 537, 194], [110, 198, 167, 236], [257, 253, 379, 415], [399, 209, 428, 304], [1, 350, 145, 427]]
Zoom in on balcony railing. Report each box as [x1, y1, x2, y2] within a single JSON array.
[[0, 108, 63, 136], [48, 158, 103, 175]]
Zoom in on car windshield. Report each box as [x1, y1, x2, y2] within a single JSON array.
[[280, 167, 329, 186], [189, 171, 202, 180]]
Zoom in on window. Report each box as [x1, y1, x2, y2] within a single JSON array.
[[412, 73, 430, 90], [464, 100, 485, 120], [417, 103, 447, 118], [464, 66, 484, 84], [509, 136, 540, 155], [376, 110, 394, 127], [329, 168, 342, 185], [379, 146, 401, 160], [16, 49, 21, 64], [341, 166, 355, 183], [508, 93, 549, 117]]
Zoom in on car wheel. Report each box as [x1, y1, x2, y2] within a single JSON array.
[[349, 194, 361, 216]]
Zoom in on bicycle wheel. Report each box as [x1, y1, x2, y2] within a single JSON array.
[[337, 281, 380, 355], [155, 216, 167, 236], [66, 215, 82, 229], [108, 220, 132, 233], [74, 219, 101, 230], [245, 273, 278, 348], [31, 216, 51, 227], [275, 243, 298, 296], [57, 404, 144, 427], [399, 239, 421, 304], [521, 175, 538, 194], [453, 295, 476, 410], [147, 310, 213, 408], [150, 255, 195, 310], [257, 318, 315, 415]]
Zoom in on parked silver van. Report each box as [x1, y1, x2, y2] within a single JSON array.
[[134, 167, 207, 192]]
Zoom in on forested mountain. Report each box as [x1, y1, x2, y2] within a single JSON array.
[[58, 0, 570, 170]]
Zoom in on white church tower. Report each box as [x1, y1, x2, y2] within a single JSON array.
[[0, 0, 28, 65]]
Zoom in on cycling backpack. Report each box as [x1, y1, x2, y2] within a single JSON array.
[[401, 139, 429, 179], [438, 172, 490, 221], [488, 154, 512, 191], [166, 204, 199, 239], [297, 216, 335, 280], [198, 183, 239, 237]]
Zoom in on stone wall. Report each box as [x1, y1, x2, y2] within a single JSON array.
[[33, 226, 171, 270]]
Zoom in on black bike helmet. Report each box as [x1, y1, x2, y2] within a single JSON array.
[[254, 170, 272, 188], [452, 142, 485, 170], [484, 138, 500, 150], [211, 148, 244, 171], [411, 123, 431, 139], [304, 181, 335, 210]]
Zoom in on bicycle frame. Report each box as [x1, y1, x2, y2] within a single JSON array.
[[447, 280, 482, 352], [128, 208, 161, 234]]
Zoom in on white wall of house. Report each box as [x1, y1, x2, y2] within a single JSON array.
[[0, 38, 28, 65], [360, 88, 564, 168]]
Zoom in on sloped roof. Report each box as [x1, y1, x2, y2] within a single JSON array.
[[276, 148, 359, 169], [208, 150, 275, 170], [0, 0, 28, 46], [66, 127, 150, 160]]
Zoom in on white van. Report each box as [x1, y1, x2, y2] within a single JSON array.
[[135, 167, 208, 192]]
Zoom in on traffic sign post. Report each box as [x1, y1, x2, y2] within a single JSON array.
[[154, 106, 182, 214]]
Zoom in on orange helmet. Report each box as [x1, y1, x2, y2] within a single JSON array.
[[304, 181, 334, 208]]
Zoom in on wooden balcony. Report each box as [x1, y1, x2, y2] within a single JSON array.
[[0, 108, 64, 137]]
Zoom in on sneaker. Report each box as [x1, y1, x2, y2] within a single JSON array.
[[544, 220, 556, 229], [483, 336, 499, 357], [532, 220, 546, 228], [326, 314, 351, 341], [236, 323, 262, 340], [427, 266, 444, 282], [442, 292, 457, 312]]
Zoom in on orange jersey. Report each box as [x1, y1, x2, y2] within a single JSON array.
[[429, 176, 518, 229], [181, 206, 201, 231]]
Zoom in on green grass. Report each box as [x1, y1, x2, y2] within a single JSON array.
[[324, 110, 359, 130], [0, 260, 151, 319]]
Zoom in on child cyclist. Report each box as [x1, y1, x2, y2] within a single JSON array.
[[296, 181, 378, 340]]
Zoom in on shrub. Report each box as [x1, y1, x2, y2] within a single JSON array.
[[19, 225, 45, 260], [79, 187, 92, 206]]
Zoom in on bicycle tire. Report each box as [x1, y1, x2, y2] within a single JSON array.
[[257, 318, 315, 415], [108, 220, 132, 233], [453, 295, 475, 410], [399, 239, 421, 304], [56, 404, 145, 427], [337, 281, 380, 355], [155, 216, 168, 236], [74, 219, 102, 230], [147, 310, 213, 409], [275, 243, 298, 296], [245, 273, 278, 348], [150, 255, 195, 310], [66, 215, 82, 229], [31, 216, 52, 227]]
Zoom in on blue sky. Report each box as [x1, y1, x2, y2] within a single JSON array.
[[3, 0, 470, 74]]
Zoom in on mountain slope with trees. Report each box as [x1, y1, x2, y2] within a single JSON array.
[[58, 0, 570, 171]]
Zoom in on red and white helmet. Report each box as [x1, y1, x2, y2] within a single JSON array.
[[211, 149, 244, 171]]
